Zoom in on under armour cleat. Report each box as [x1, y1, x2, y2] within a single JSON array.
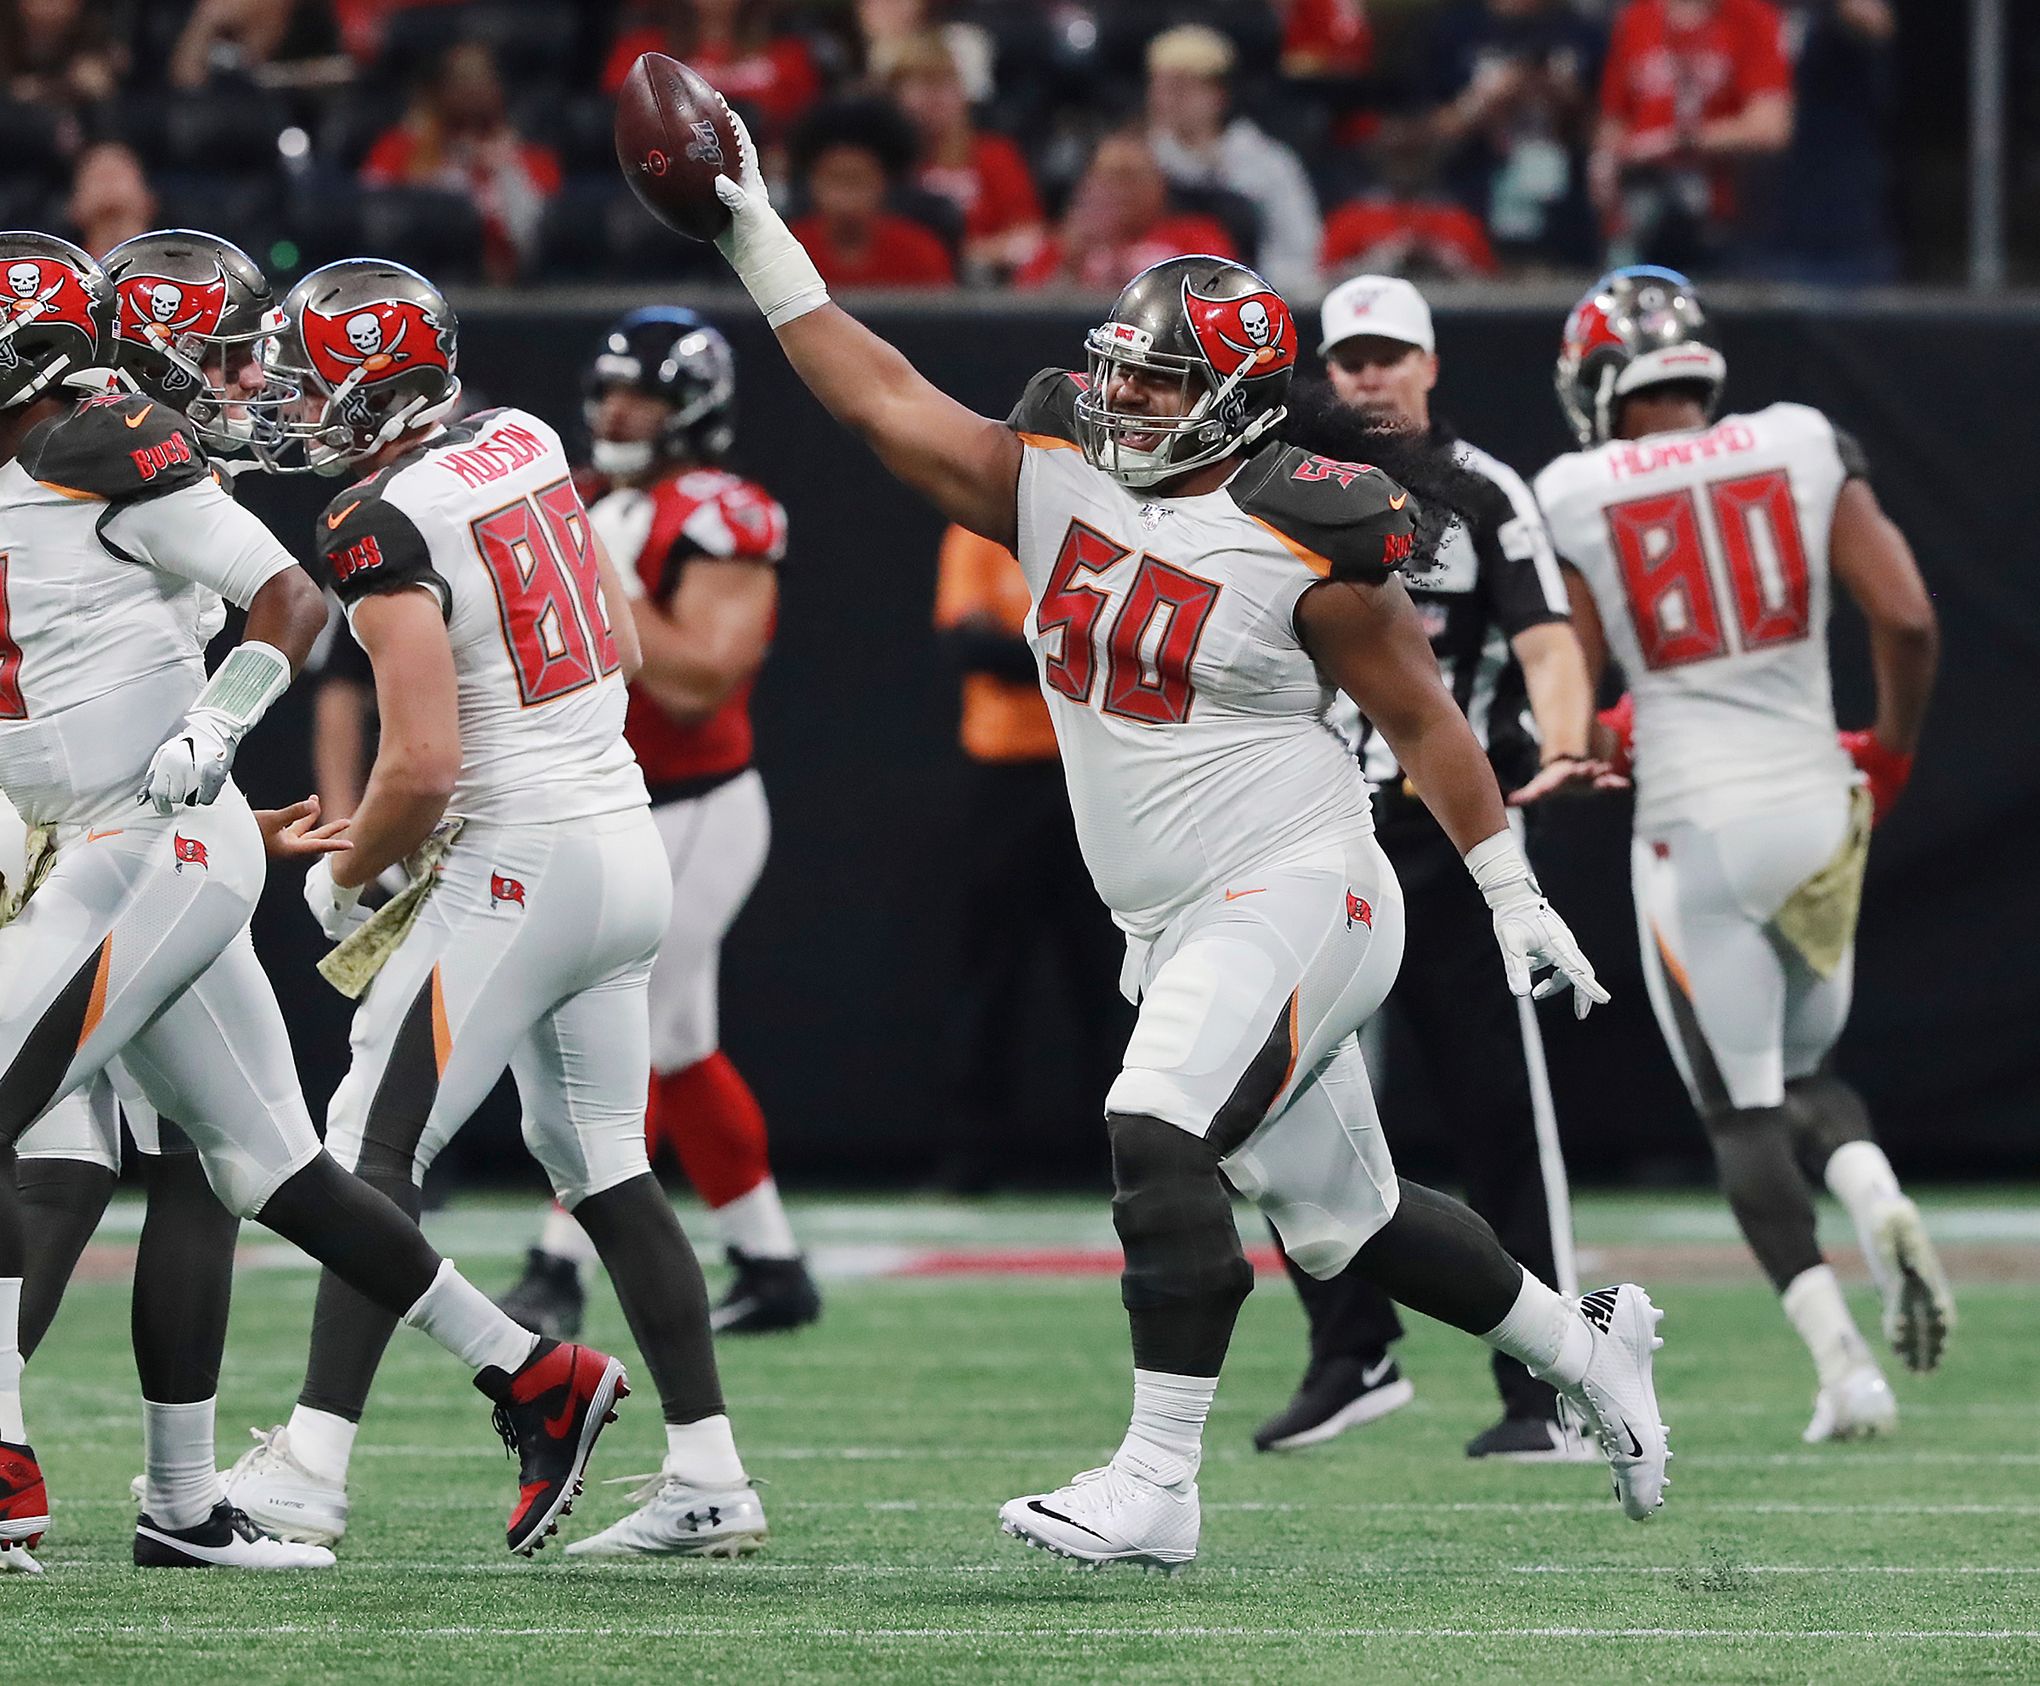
[[479, 1338, 628, 1556], [566, 1474, 768, 1559], [1803, 1364, 1897, 1443], [496, 1247, 586, 1343], [1556, 1285, 1670, 1520], [1869, 1198, 1955, 1374], [0, 1442, 49, 1553], [711, 1249, 822, 1335], [1000, 1443, 1199, 1572], [1253, 1354, 1413, 1452], [219, 1425, 349, 1546], [135, 1501, 336, 1569]]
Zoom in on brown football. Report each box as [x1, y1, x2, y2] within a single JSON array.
[[613, 52, 739, 243]]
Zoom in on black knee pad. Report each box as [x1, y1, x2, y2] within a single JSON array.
[[1108, 1112, 1253, 1317]]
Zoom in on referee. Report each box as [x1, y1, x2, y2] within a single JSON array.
[[1256, 276, 1603, 1461]]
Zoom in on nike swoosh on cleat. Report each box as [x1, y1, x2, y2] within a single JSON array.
[[1026, 1500, 1111, 1543], [1621, 1425, 1642, 1459], [541, 1354, 581, 1438], [1360, 1356, 1396, 1389]]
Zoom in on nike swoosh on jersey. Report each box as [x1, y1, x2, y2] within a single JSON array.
[[326, 500, 362, 530], [124, 405, 153, 429], [1223, 887, 1267, 902], [84, 828, 124, 843], [1389, 492, 1408, 510]]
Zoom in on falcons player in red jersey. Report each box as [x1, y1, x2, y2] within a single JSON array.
[[498, 307, 821, 1340]]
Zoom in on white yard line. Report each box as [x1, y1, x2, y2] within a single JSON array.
[[69, 1623, 2040, 1642]]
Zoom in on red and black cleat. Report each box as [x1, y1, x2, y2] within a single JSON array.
[[477, 1339, 628, 1556], [0, 1441, 50, 1554]]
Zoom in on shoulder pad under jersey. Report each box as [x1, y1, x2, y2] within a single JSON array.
[[18, 391, 209, 502], [310, 474, 444, 614], [1006, 367, 1087, 448], [1229, 441, 1418, 584]]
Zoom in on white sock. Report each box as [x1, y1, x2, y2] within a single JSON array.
[[402, 1260, 540, 1376], [0, 1278, 23, 1444], [538, 1202, 596, 1268], [713, 1178, 799, 1260], [1782, 1263, 1872, 1389], [1111, 1370, 1215, 1483], [1484, 1268, 1593, 1389], [663, 1414, 747, 1488], [144, 1397, 224, 1529], [1824, 1141, 1905, 1288], [284, 1405, 358, 1485]]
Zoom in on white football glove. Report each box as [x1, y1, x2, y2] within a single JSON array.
[[711, 106, 829, 329], [1465, 831, 1609, 1020], [140, 715, 237, 814], [303, 856, 369, 941]]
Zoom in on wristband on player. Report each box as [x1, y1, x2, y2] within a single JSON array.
[[189, 640, 292, 741], [1463, 829, 1539, 908], [712, 109, 830, 330]]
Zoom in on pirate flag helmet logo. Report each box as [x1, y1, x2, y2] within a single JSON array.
[[0, 231, 115, 408]]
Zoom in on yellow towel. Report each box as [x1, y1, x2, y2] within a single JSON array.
[[0, 825, 56, 930], [1772, 787, 1874, 980], [317, 819, 466, 999]]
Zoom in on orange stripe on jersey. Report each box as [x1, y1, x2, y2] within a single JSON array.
[[1017, 431, 1082, 453], [430, 963, 452, 1077], [37, 479, 103, 502], [1650, 920, 1694, 1000], [1247, 514, 1331, 578], [77, 935, 114, 1050], [1279, 989, 1302, 1096]]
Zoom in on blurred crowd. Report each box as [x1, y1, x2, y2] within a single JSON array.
[[0, 0, 1922, 291]]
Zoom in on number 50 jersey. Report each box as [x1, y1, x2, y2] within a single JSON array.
[[311, 408, 647, 825], [1535, 403, 1858, 830]]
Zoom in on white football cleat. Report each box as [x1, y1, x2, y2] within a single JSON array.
[[134, 1501, 336, 1569], [565, 1475, 768, 1559], [1869, 1198, 1955, 1373], [1803, 1364, 1897, 1443], [999, 1445, 1199, 1572], [219, 1425, 349, 1547], [0, 1542, 41, 1574], [1558, 1285, 1670, 1521]]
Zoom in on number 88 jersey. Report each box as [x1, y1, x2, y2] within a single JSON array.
[[312, 407, 647, 825], [1534, 402, 1858, 830]]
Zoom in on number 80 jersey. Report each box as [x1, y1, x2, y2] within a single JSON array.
[[1534, 403, 1857, 830], [311, 407, 647, 825]]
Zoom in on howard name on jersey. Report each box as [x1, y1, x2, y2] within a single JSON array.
[[1009, 368, 1416, 938], [0, 392, 292, 825], [1535, 402, 1860, 829], [311, 407, 646, 826], [587, 465, 786, 795]]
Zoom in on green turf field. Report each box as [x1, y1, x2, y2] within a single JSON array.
[[5, 1191, 2037, 1684]]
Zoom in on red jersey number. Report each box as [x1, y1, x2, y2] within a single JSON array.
[[0, 555, 24, 720], [1607, 468, 1811, 671], [472, 477, 620, 706], [1039, 520, 1220, 724]]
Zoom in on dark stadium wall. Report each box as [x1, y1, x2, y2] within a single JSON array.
[[230, 297, 2040, 1191]]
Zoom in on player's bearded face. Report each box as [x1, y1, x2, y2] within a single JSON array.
[[1102, 363, 1202, 454]]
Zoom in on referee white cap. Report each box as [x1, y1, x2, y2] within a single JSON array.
[[1319, 275, 1435, 356]]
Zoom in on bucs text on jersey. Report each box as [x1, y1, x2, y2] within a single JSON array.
[[1536, 403, 1861, 829], [310, 407, 647, 825], [584, 465, 786, 799], [1008, 368, 1416, 939], [0, 392, 295, 825]]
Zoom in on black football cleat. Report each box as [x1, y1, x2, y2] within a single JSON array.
[[496, 1247, 586, 1342], [134, 1501, 336, 1568], [1253, 1354, 1414, 1452], [1465, 1411, 1598, 1462], [711, 1249, 822, 1335], [478, 1338, 628, 1556]]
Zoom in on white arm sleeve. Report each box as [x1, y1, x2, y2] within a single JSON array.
[[99, 478, 299, 609]]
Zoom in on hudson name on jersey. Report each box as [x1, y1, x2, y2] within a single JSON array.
[[1536, 402, 1860, 828], [310, 407, 646, 825], [1008, 368, 1416, 937], [0, 392, 295, 825]]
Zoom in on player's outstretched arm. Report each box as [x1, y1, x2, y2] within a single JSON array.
[[709, 120, 1022, 548], [1298, 576, 1608, 1016]]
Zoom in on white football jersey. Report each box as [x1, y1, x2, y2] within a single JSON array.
[[1010, 370, 1417, 938], [1536, 403, 1857, 828], [0, 392, 295, 826], [312, 408, 646, 827]]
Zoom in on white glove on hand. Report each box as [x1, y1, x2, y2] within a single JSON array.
[[1465, 831, 1609, 1019], [711, 106, 829, 328], [304, 856, 369, 941], [140, 714, 236, 814]]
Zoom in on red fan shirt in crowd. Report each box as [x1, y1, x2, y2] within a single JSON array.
[[358, 128, 563, 277], [1282, 0, 1374, 74], [601, 28, 821, 133], [788, 211, 956, 289], [618, 469, 788, 793], [1014, 215, 1238, 292], [1600, 0, 1791, 218], [1321, 199, 1499, 279], [917, 133, 1044, 243]]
